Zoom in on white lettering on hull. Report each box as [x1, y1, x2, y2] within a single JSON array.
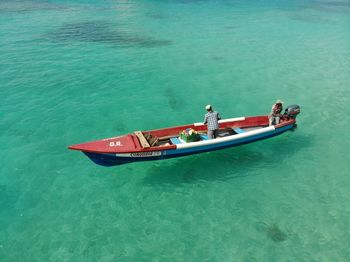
[[109, 141, 122, 147], [116, 151, 162, 158]]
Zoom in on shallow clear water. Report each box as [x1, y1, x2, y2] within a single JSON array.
[[1, 0, 350, 260]]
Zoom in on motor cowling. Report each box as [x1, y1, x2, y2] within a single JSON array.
[[284, 105, 300, 119]]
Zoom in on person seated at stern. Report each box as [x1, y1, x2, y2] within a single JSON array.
[[269, 100, 283, 125], [203, 104, 221, 139]]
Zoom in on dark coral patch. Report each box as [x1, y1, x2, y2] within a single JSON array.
[[47, 20, 172, 48], [265, 223, 288, 242]]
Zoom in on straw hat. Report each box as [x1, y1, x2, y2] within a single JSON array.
[[275, 99, 284, 104]]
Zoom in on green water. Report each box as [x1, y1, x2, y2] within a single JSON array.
[[1, 0, 350, 260]]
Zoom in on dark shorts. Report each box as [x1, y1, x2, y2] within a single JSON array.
[[208, 129, 218, 139]]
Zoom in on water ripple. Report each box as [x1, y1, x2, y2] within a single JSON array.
[[0, 0, 68, 13]]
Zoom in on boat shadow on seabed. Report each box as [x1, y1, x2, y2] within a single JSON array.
[[142, 132, 313, 187]]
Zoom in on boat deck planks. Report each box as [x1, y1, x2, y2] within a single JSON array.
[[134, 131, 150, 148]]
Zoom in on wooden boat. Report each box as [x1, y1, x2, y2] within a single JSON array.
[[68, 105, 300, 166]]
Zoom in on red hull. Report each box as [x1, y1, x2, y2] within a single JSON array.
[[68, 115, 289, 154]]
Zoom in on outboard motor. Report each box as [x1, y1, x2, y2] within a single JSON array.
[[284, 105, 300, 119]]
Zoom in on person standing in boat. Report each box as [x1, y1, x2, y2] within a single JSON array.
[[269, 100, 283, 125], [204, 105, 221, 139]]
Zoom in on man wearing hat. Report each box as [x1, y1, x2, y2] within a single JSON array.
[[203, 105, 221, 139], [269, 100, 283, 125]]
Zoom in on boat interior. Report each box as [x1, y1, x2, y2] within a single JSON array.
[[131, 106, 300, 149], [134, 125, 266, 148]]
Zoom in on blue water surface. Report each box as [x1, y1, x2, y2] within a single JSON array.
[[1, 0, 350, 261]]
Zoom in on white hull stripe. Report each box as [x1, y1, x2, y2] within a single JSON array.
[[115, 126, 276, 157]]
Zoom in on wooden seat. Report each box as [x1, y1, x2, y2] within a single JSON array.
[[134, 131, 150, 148], [144, 133, 151, 140], [148, 136, 159, 147], [144, 133, 159, 147], [135, 132, 159, 147]]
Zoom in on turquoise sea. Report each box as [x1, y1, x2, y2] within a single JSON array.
[[1, 0, 350, 261]]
